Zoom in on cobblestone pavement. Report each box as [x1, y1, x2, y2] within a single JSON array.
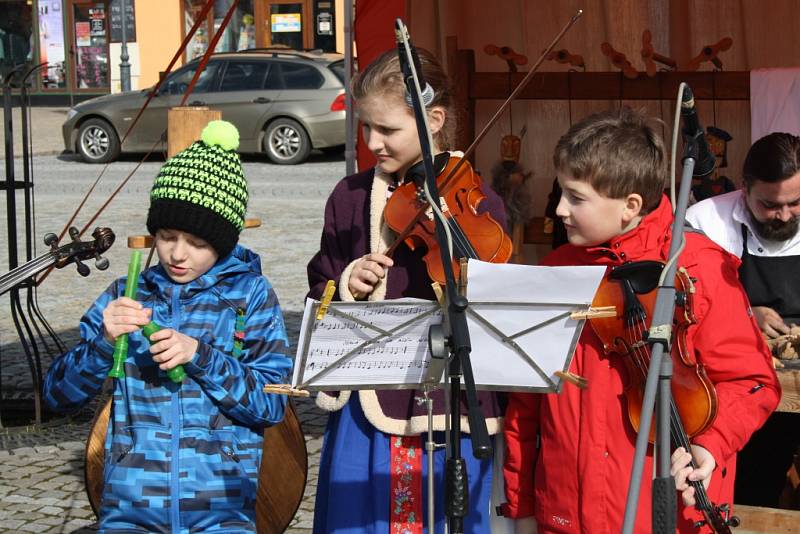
[[0, 151, 345, 533]]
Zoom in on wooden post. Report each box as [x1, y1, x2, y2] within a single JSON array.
[[167, 106, 222, 157]]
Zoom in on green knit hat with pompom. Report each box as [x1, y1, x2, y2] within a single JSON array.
[[147, 120, 247, 258]]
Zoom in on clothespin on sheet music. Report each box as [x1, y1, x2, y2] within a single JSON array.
[[555, 370, 588, 389], [263, 281, 337, 397], [316, 280, 336, 320], [458, 258, 468, 297], [552, 305, 617, 390], [262, 383, 310, 397], [431, 282, 445, 306], [569, 306, 616, 320]]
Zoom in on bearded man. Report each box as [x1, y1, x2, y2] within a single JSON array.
[[687, 131, 800, 508]]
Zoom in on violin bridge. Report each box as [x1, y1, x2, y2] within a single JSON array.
[[424, 197, 450, 220]]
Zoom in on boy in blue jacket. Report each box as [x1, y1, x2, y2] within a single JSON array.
[[44, 121, 293, 533]]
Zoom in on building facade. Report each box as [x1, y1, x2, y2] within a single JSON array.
[[1, 0, 344, 105]]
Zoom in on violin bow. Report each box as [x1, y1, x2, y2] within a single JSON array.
[[38, 0, 236, 285], [386, 10, 583, 255]]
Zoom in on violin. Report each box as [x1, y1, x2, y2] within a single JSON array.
[[590, 260, 739, 533], [383, 152, 513, 284]]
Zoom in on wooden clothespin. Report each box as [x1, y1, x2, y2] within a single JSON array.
[[431, 282, 445, 306], [316, 280, 336, 320], [263, 384, 310, 397], [555, 370, 588, 389], [458, 258, 469, 297], [570, 306, 617, 320]]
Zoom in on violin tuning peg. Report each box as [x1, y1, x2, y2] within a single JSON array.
[[69, 226, 80, 241], [75, 259, 90, 277], [95, 256, 110, 271], [43, 233, 58, 247]]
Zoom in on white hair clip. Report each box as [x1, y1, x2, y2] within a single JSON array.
[[405, 83, 436, 108]]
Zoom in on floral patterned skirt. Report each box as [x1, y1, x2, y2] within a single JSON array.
[[313, 394, 493, 534]]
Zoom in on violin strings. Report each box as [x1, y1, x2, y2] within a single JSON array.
[[443, 213, 479, 260], [669, 400, 714, 511], [625, 305, 714, 512], [1, 251, 58, 289]]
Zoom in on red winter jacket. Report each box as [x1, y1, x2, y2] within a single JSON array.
[[502, 196, 780, 533]]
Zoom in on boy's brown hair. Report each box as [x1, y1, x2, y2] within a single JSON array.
[[553, 107, 667, 213]]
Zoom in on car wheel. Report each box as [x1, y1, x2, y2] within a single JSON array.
[[263, 118, 311, 165], [77, 118, 120, 163]]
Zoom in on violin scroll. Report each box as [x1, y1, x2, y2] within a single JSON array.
[[52, 226, 115, 275]]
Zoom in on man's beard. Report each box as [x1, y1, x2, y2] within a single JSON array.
[[746, 204, 800, 242]]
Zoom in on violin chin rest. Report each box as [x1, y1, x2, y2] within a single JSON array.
[[405, 152, 451, 187], [608, 260, 664, 294]]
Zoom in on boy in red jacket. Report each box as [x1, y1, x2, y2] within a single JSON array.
[[501, 108, 780, 533]]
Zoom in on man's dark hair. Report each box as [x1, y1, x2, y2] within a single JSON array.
[[742, 132, 800, 188]]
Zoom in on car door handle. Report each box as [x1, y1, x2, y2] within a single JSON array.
[[252, 97, 271, 104], [189, 100, 205, 106]]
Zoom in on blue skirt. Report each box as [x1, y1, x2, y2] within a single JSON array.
[[313, 394, 493, 534]]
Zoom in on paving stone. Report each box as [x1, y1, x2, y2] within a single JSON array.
[[18, 522, 54, 532]]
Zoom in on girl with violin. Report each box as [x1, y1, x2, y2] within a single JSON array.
[[501, 108, 780, 533], [307, 49, 509, 532]]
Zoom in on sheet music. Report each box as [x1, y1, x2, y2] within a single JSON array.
[[293, 299, 441, 390], [465, 260, 606, 390], [292, 261, 606, 392]]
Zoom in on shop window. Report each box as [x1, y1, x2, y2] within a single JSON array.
[[72, 3, 109, 90], [37, 0, 66, 89], [0, 1, 34, 80], [184, 0, 255, 60], [269, 3, 302, 51]]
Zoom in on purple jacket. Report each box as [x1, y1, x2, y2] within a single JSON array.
[[307, 164, 507, 430]]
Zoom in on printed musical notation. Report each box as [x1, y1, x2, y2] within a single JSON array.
[[292, 298, 442, 390]]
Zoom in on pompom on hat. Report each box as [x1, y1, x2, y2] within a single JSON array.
[[147, 120, 247, 258]]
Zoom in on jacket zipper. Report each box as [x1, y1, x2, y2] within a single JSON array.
[[170, 289, 181, 533]]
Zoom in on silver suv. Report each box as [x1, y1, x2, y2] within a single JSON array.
[[63, 50, 346, 165]]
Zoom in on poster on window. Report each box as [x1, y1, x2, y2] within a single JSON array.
[[271, 13, 301, 32], [75, 21, 91, 46], [38, 0, 66, 88]]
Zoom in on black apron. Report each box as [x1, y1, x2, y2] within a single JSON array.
[[738, 224, 800, 324], [735, 223, 800, 507]]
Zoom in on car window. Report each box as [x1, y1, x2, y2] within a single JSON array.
[[264, 63, 283, 90], [220, 61, 270, 92], [279, 63, 324, 90], [163, 62, 220, 95], [328, 60, 345, 85]]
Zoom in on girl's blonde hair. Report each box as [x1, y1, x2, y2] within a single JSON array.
[[352, 48, 457, 151]]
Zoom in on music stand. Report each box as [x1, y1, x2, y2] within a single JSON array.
[[275, 260, 610, 532]]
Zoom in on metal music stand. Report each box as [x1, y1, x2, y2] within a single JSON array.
[[277, 260, 609, 532]]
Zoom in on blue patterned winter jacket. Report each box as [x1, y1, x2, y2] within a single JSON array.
[[44, 245, 293, 533]]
